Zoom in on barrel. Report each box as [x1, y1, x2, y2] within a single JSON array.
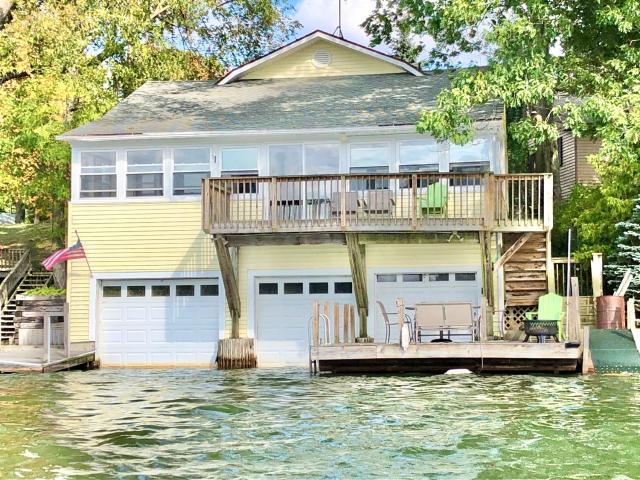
[[596, 296, 626, 329]]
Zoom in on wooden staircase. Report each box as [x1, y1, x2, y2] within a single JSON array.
[[503, 232, 549, 307], [1, 270, 53, 344]]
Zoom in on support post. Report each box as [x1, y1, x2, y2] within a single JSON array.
[[63, 301, 70, 358], [591, 253, 603, 298], [43, 314, 51, 363], [546, 230, 555, 294], [213, 235, 241, 339], [345, 233, 371, 342], [567, 276, 581, 342], [396, 297, 405, 344], [480, 231, 494, 338]]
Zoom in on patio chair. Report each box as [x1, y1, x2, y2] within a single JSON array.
[[414, 304, 447, 343], [274, 181, 302, 221], [376, 301, 412, 343], [523, 293, 564, 342], [443, 303, 478, 341], [419, 181, 448, 217], [331, 191, 359, 217], [362, 190, 395, 215]]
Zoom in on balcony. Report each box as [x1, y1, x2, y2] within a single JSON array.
[[202, 173, 553, 235]]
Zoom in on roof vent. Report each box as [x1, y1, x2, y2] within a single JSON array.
[[312, 50, 332, 68]]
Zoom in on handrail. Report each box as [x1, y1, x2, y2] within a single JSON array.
[[0, 248, 27, 269], [0, 249, 30, 314]]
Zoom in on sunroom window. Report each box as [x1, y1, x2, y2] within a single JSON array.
[[305, 144, 340, 174], [269, 145, 303, 176], [221, 147, 259, 194], [398, 140, 441, 188], [449, 138, 492, 186], [349, 143, 389, 190], [126, 150, 163, 197], [80, 151, 117, 198], [173, 147, 210, 196]]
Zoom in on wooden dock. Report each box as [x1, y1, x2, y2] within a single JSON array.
[[0, 342, 96, 373], [310, 342, 582, 374]]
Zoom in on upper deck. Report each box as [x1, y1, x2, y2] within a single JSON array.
[[202, 172, 553, 235]]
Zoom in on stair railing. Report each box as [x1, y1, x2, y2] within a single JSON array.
[[0, 249, 30, 314]]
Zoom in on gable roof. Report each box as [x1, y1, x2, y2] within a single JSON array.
[[217, 30, 423, 85], [59, 73, 502, 140]]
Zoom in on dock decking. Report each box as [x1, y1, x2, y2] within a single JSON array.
[[310, 342, 582, 374], [0, 342, 96, 373]]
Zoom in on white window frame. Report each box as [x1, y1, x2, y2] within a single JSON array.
[[170, 146, 212, 199], [78, 150, 118, 199], [124, 148, 165, 199]]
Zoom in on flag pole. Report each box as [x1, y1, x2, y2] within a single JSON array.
[[74, 229, 93, 277]]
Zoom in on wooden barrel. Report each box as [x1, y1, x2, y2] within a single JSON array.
[[596, 296, 626, 329]]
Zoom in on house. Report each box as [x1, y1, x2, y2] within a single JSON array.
[[557, 130, 601, 199], [58, 30, 556, 369]]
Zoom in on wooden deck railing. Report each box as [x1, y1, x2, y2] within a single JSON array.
[[202, 173, 553, 234], [0, 249, 29, 314], [0, 248, 27, 270]]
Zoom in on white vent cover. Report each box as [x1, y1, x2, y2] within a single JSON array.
[[312, 50, 332, 68]]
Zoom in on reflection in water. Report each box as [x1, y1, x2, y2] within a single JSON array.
[[1, 370, 639, 479]]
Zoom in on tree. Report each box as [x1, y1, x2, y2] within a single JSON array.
[[0, 0, 298, 234], [364, 0, 640, 258], [605, 198, 640, 298]]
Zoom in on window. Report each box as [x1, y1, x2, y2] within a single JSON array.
[[221, 147, 259, 194], [103, 286, 121, 297], [173, 148, 210, 196], [284, 282, 304, 294], [269, 145, 303, 176], [449, 138, 491, 186], [176, 285, 195, 297], [201, 284, 219, 296], [376, 274, 397, 283], [350, 144, 389, 190], [399, 141, 442, 188], [258, 283, 278, 295], [455, 273, 476, 282], [126, 150, 163, 197], [127, 286, 146, 297], [402, 274, 423, 282], [151, 285, 170, 297], [428, 273, 449, 282], [305, 144, 340, 174], [334, 282, 352, 294], [309, 282, 329, 294], [80, 151, 117, 198]]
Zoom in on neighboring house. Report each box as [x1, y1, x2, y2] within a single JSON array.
[[558, 130, 601, 199], [58, 30, 554, 368]]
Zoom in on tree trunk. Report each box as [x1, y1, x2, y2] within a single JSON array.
[[14, 202, 25, 223]]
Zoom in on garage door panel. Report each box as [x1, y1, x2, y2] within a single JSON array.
[[99, 278, 220, 367]]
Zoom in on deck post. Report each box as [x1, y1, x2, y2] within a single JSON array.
[[63, 301, 70, 358], [546, 230, 555, 294], [591, 253, 603, 298], [483, 173, 495, 230], [345, 233, 371, 341], [480, 231, 494, 337], [213, 235, 241, 338], [43, 314, 51, 363], [567, 276, 581, 342]]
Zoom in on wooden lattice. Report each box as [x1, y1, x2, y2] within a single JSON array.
[[504, 306, 537, 332]]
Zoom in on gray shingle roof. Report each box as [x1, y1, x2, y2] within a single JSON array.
[[61, 73, 503, 138]]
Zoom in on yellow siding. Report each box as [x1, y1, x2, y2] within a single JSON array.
[[67, 201, 216, 341], [367, 243, 481, 268], [241, 38, 404, 80]]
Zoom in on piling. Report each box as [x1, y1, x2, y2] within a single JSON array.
[[216, 338, 257, 369]]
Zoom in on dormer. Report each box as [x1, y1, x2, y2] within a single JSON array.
[[217, 30, 423, 84]]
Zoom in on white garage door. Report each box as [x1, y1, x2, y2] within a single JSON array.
[[374, 271, 481, 342], [255, 275, 355, 367], [99, 278, 220, 367]]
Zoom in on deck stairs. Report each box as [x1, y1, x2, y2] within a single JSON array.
[[503, 232, 549, 307], [1, 270, 53, 344]]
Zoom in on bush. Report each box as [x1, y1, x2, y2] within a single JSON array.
[[23, 287, 66, 296]]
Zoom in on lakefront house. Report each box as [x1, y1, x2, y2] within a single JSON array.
[[58, 30, 556, 369]]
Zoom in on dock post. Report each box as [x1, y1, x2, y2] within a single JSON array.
[[43, 314, 51, 363]]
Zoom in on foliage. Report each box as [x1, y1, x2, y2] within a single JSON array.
[[364, 0, 640, 260], [0, 221, 59, 260], [0, 0, 298, 222], [23, 287, 66, 297], [605, 198, 640, 298]]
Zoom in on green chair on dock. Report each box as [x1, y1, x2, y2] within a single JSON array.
[[419, 181, 448, 217], [523, 293, 564, 342]]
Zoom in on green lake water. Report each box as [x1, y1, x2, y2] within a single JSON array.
[[1, 369, 639, 479]]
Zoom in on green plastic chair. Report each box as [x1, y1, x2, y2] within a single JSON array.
[[525, 293, 565, 341], [419, 181, 448, 216]]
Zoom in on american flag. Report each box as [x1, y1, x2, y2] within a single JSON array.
[[42, 240, 86, 271]]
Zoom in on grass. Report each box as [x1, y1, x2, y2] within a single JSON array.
[[0, 222, 60, 261]]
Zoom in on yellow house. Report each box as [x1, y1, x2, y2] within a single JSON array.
[[59, 31, 554, 368]]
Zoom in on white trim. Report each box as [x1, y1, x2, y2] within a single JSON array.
[[217, 31, 423, 86], [89, 270, 225, 348], [246, 268, 351, 339]]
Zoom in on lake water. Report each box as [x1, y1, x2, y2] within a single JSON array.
[[1, 369, 639, 479]]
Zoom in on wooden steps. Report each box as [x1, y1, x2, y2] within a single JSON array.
[[0, 270, 53, 344], [503, 233, 549, 307]]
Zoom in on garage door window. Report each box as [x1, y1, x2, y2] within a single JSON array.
[[176, 285, 195, 296], [151, 285, 170, 297], [284, 282, 304, 294], [376, 274, 397, 283], [259, 283, 278, 295], [103, 286, 121, 297], [335, 282, 352, 294], [428, 273, 449, 282], [201, 284, 219, 296], [402, 274, 423, 282], [309, 282, 328, 294], [127, 286, 146, 297], [455, 273, 476, 282]]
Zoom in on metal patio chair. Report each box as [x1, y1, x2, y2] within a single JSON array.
[[376, 301, 412, 343]]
